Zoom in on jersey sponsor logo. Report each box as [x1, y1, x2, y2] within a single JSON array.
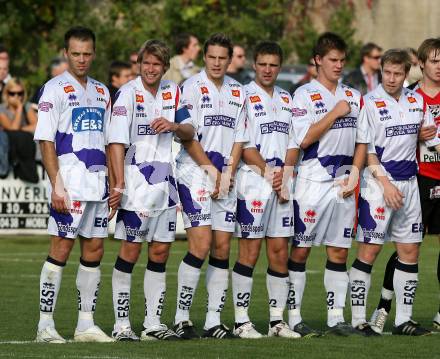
[[385, 124, 419, 137], [112, 106, 127, 116], [362, 229, 385, 240], [125, 226, 148, 238], [407, 96, 417, 103], [378, 108, 391, 121], [345, 90, 353, 97], [138, 124, 158, 135], [162, 92, 172, 100], [310, 93, 322, 101], [136, 104, 144, 112], [204, 115, 235, 129], [282, 106, 292, 113], [228, 100, 241, 107], [161, 84, 171, 90], [95, 86, 105, 95], [136, 94, 144, 103], [72, 107, 105, 132], [200, 86, 209, 94], [196, 188, 208, 202], [162, 105, 175, 110], [94, 217, 108, 227], [409, 107, 423, 113], [232, 89, 240, 97], [63, 85, 75, 93], [375, 101, 386, 108], [304, 209, 316, 223], [187, 213, 211, 223], [292, 107, 307, 117], [201, 95, 212, 108], [314, 101, 327, 114], [374, 206, 385, 220], [250, 200, 263, 213], [67, 94, 79, 107], [330, 116, 357, 129], [249, 95, 261, 103], [136, 104, 147, 117], [427, 104, 440, 121], [239, 223, 264, 233], [411, 223, 423, 233], [253, 103, 266, 117], [260, 121, 289, 135], [281, 96, 289, 103], [38, 101, 53, 112], [70, 200, 83, 214]]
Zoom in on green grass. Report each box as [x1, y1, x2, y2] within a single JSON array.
[[0, 235, 438, 358]]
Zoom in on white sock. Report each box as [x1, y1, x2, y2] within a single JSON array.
[[76, 260, 101, 332], [38, 258, 64, 331], [324, 261, 348, 327], [287, 260, 306, 328], [112, 256, 134, 331], [204, 257, 229, 330], [267, 269, 289, 323], [143, 261, 166, 329], [394, 260, 418, 326], [232, 262, 254, 324], [175, 252, 203, 325], [349, 259, 372, 327]]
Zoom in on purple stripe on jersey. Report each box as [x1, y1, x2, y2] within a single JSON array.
[[206, 151, 228, 172], [168, 175, 178, 207], [302, 141, 319, 161], [74, 148, 106, 169], [50, 207, 74, 238], [266, 157, 284, 167], [137, 161, 172, 185], [382, 160, 418, 181], [236, 199, 255, 238], [318, 154, 353, 178], [101, 176, 109, 200], [256, 144, 261, 152], [116, 209, 142, 242], [175, 107, 191, 124], [197, 132, 203, 141], [375, 146, 385, 161], [177, 182, 202, 227], [55, 131, 73, 156], [358, 195, 377, 243]]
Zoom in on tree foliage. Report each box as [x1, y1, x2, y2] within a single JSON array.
[[0, 0, 362, 94]]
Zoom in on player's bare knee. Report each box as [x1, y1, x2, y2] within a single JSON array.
[[49, 236, 74, 262], [80, 238, 104, 262], [327, 246, 348, 263], [396, 243, 420, 263], [357, 243, 381, 264], [119, 241, 141, 263], [290, 246, 310, 263], [148, 242, 171, 263]]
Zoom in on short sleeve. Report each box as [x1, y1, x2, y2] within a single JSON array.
[[233, 101, 249, 143], [34, 84, 60, 142], [179, 82, 199, 140], [291, 90, 313, 146], [107, 88, 133, 146], [242, 102, 256, 149], [287, 117, 299, 150], [356, 96, 371, 144]]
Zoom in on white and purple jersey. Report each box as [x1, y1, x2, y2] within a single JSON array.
[[34, 71, 111, 201], [175, 70, 249, 172], [242, 81, 298, 168], [362, 85, 440, 181], [292, 79, 367, 181], [107, 77, 192, 212]]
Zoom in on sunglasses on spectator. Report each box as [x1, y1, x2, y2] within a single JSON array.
[[368, 55, 381, 60], [8, 91, 24, 97]]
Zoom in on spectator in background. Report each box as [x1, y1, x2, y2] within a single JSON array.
[[107, 60, 131, 104], [129, 51, 140, 79], [226, 45, 251, 84], [163, 33, 200, 85], [343, 42, 382, 94], [289, 58, 317, 95], [31, 57, 69, 104], [0, 45, 11, 83], [0, 78, 38, 182], [0, 59, 9, 103], [405, 47, 422, 86]]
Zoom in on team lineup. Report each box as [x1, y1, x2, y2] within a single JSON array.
[[34, 26, 440, 343]]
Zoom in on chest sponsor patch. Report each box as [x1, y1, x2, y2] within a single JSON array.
[[63, 85, 75, 93], [331, 116, 357, 129], [204, 115, 235, 129], [385, 123, 419, 137], [72, 107, 105, 132], [260, 121, 289, 135]]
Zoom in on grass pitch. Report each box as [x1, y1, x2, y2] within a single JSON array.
[[0, 235, 438, 358]]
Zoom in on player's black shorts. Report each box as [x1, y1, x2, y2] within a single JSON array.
[[417, 174, 440, 235]]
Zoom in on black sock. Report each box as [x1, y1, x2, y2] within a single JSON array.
[[270, 320, 282, 328], [377, 251, 398, 312]]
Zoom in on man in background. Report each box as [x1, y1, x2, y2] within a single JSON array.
[[163, 33, 200, 85], [226, 45, 251, 85], [107, 60, 131, 104], [344, 42, 382, 95]]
